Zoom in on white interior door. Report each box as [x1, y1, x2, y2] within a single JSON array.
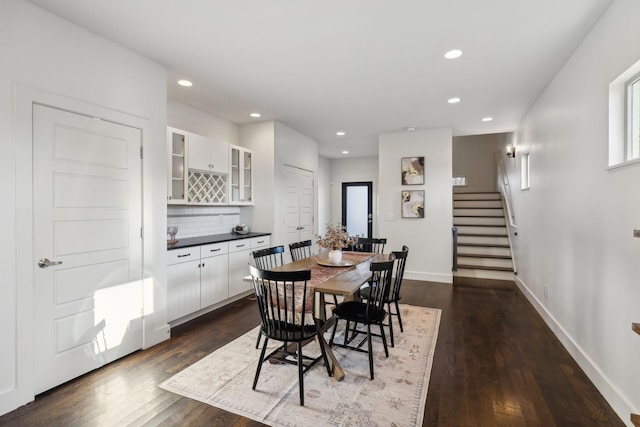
[[33, 104, 143, 394], [282, 165, 314, 262]]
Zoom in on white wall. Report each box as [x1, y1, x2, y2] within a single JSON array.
[[453, 133, 508, 193], [0, 0, 167, 415], [273, 122, 319, 245], [239, 121, 276, 234], [328, 156, 379, 235], [378, 129, 453, 283], [317, 156, 332, 235], [505, 0, 640, 422], [239, 120, 319, 244], [167, 99, 239, 145]]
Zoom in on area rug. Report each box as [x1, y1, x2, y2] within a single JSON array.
[[159, 304, 441, 427]]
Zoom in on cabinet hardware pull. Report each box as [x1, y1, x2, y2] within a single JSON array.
[[236, 244, 245, 248], [211, 248, 221, 252], [178, 253, 191, 258], [257, 240, 264, 244]]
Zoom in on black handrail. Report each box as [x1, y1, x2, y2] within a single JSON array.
[[452, 227, 458, 271]]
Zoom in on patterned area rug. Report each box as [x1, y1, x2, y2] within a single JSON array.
[[160, 304, 441, 427]]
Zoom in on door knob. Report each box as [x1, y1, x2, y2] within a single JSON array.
[[38, 258, 63, 268]]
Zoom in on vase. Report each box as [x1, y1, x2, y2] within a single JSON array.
[[328, 249, 343, 264]]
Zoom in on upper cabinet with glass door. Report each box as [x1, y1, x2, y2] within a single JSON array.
[[229, 144, 254, 205], [167, 127, 187, 204]]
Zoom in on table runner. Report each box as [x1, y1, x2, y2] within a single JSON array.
[[267, 252, 376, 314]]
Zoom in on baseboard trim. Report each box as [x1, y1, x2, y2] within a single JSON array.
[[514, 276, 635, 423], [405, 271, 452, 283]]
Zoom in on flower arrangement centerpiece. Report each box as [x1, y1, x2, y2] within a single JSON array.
[[316, 223, 355, 264]]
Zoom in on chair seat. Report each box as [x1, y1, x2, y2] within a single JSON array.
[[359, 285, 402, 303], [332, 301, 386, 323], [262, 320, 319, 342]]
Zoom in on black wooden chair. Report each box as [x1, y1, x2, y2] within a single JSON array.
[[359, 246, 408, 347], [252, 245, 285, 270], [353, 237, 386, 253], [289, 239, 313, 261], [252, 245, 286, 348], [329, 256, 395, 380], [249, 265, 331, 405], [289, 239, 339, 313]]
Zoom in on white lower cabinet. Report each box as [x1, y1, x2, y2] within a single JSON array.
[[228, 236, 270, 297], [167, 236, 269, 322], [200, 242, 230, 307], [167, 247, 202, 322]]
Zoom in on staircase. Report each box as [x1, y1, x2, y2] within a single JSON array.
[[453, 192, 515, 282]]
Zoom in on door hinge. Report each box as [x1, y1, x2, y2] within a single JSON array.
[[140, 146, 143, 159], [140, 227, 143, 239]]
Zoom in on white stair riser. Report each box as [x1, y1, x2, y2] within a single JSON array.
[[454, 208, 504, 217], [457, 256, 513, 269], [458, 246, 511, 257], [453, 200, 503, 209], [456, 226, 507, 236], [458, 235, 509, 246], [454, 269, 515, 281], [453, 193, 501, 201], [453, 217, 506, 226]]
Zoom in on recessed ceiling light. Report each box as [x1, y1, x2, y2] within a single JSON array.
[[444, 49, 463, 59], [177, 79, 193, 87], [481, 117, 493, 122], [406, 127, 416, 132], [342, 150, 349, 154], [250, 112, 262, 118], [336, 131, 346, 136], [448, 97, 461, 104]]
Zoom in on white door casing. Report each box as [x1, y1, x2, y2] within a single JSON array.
[[282, 165, 314, 262], [33, 104, 143, 394]]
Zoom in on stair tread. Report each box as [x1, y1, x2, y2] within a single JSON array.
[[458, 233, 508, 237], [457, 264, 514, 272], [454, 207, 504, 209], [458, 243, 511, 248], [457, 253, 512, 259], [453, 224, 506, 227]]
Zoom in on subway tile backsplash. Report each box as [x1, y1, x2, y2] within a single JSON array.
[[167, 205, 241, 239]]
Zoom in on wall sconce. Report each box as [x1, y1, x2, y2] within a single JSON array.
[[506, 144, 516, 158]]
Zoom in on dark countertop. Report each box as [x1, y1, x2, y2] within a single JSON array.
[[167, 232, 271, 250]]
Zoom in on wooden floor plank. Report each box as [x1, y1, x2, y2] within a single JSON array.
[[0, 280, 624, 426]]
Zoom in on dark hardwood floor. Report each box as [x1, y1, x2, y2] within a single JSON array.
[[0, 280, 624, 426]]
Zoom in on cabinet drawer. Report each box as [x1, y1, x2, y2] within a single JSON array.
[[167, 247, 200, 265], [201, 242, 229, 257], [250, 236, 270, 249], [229, 239, 251, 253]]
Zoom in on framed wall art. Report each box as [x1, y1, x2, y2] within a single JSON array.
[[401, 156, 424, 185], [401, 190, 424, 218]]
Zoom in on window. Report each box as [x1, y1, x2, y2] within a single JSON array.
[[628, 74, 640, 160], [609, 59, 640, 167], [520, 152, 530, 190]]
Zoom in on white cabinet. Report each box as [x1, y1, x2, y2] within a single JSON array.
[[228, 236, 270, 297], [167, 247, 201, 321], [229, 145, 254, 205], [200, 242, 229, 307], [188, 133, 229, 174], [167, 242, 230, 322], [167, 236, 270, 322], [167, 126, 230, 206], [167, 127, 187, 204]]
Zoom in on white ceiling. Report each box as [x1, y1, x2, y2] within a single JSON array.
[[27, 0, 612, 158]]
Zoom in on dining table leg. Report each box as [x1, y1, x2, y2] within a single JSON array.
[[315, 316, 345, 381]]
